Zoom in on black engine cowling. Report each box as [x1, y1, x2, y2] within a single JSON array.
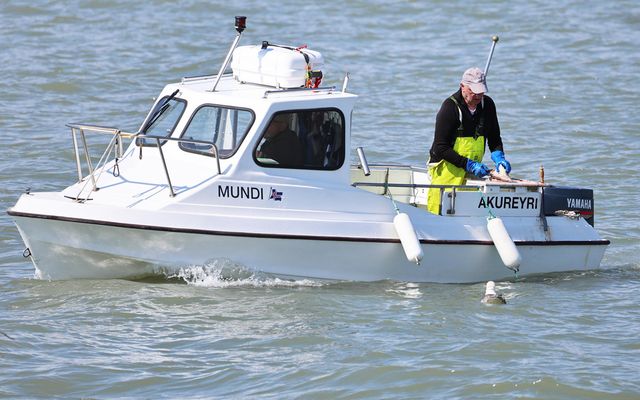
[[543, 187, 595, 226]]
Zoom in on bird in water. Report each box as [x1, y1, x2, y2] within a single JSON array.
[[481, 281, 506, 304]]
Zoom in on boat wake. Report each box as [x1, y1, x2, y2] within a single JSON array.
[[158, 259, 324, 288]]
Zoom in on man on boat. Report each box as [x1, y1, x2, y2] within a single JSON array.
[[257, 113, 304, 167], [426, 67, 511, 214]]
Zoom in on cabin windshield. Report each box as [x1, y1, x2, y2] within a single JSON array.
[[138, 96, 187, 146], [179, 105, 254, 158]]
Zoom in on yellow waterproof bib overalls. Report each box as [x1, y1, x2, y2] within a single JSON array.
[[427, 96, 485, 214]]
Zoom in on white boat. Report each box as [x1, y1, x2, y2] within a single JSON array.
[[8, 18, 609, 282]]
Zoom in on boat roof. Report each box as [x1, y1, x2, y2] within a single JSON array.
[[170, 74, 357, 109]]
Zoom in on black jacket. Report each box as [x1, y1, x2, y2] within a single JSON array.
[[428, 89, 503, 169]]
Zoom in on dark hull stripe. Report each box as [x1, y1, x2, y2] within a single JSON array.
[[7, 210, 611, 246]]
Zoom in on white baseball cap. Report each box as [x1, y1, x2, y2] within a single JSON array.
[[461, 67, 487, 94]]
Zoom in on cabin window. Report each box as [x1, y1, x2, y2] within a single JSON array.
[[254, 109, 345, 170], [179, 105, 254, 158], [137, 96, 187, 146]]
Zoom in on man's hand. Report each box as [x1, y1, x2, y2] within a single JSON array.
[[466, 160, 490, 178], [491, 150, 511, 174]]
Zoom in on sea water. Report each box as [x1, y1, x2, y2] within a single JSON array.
[[1, 0, 639, 398]]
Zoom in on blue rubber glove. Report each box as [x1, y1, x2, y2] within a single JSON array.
[[491, 150, 511, 174], [465, 159, 490, 178]]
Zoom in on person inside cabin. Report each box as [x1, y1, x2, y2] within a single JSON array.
[[257, 113, 304, 167], [304, 111, 330, 166], [426, 67, 511, 214]]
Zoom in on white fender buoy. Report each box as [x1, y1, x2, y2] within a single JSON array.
[[487, 217, 521, 272], [393, 212, 424, 264]]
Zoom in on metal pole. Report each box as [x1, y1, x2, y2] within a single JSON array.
[[71, 128, 83, 182], [483, 35, 499, 77], [155, 138, 175, 197], [116, 131, 123, 158], [80, 129, 97, 191], [356, 147, 370, 176], [212, 146, 221, 175], [211, 16, 247, 92], [342, 72, 350, 93]]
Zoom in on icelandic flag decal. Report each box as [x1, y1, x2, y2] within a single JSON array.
[[269, 187, 283, 201]]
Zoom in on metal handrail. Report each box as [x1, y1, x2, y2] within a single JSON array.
[[140, 135, 222, 175], [352, 182, 486, 190], [352, 181, 477, 215], [263, 86, 336, 98], [67, 123, 136, 136], [352, 180, 545, 215], [67, 123, 221, 200], [181, 72, 228, 84], [140, 134, 222, 197], [68, 125, 125, 191]]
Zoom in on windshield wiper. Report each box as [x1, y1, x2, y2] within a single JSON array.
[[141, 89, 180, 134]]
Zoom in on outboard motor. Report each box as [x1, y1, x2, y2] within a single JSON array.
[[543, 187, 595, 226]]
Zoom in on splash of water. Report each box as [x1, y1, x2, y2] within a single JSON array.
[[160, 259, 324, 288]]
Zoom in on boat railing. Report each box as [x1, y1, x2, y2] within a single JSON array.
[[352, 164, 545, 215], [352, 181, 482, 214], [262, 86, 336, 98], [67, 123, 221, 200], [180, 72, 229, 84]]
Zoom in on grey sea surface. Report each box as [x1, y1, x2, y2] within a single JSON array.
[[1, 0, 639, 398]]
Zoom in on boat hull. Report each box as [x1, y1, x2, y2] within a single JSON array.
[[11, 213, 609, 283]]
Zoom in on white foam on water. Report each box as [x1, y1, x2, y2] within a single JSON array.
[[159, 259, 324, 288], [386, 282, 423, 299]]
